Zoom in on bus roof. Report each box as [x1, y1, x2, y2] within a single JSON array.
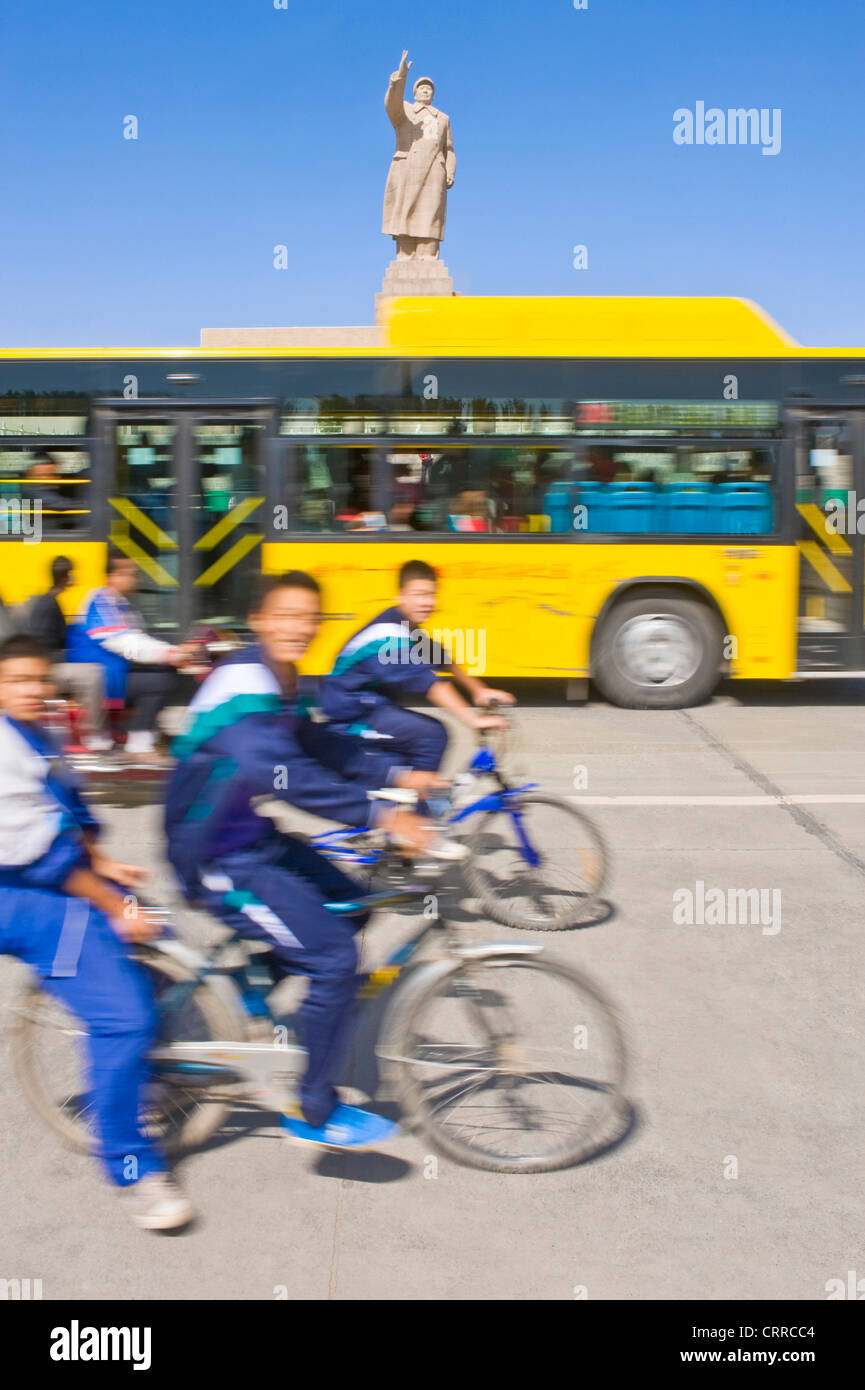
[[2, 296, 865, 360]]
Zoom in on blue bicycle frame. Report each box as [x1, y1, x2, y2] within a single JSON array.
[[311, 746, 541, 872]]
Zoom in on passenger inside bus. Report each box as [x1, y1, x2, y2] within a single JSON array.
[[26, 454, 80, 519]]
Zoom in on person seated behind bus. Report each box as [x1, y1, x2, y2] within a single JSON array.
[[319, 559, 514, 775], [0, 634, 193, 1231], [65, 552, 193, 764], [164, 570, 438, 1150], [20, 556, 111, 752]]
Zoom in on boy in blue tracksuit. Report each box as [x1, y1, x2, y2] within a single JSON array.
[[320, 559, 514, 771], [164, 570, 435, 1150], [0, 635, 193, 1231]]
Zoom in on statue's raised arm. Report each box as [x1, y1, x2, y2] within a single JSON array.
[[385, 50, 412, 127]]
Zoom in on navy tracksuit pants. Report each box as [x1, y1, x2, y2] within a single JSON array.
[[0, 891, 164, 1186], [333, 703, 448, 773], [199, 836, 371, 1128]]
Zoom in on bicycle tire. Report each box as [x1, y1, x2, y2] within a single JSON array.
[[10, 946, 245, 1157], [463, 793, 609, 930], [389, 952, 627, 1173]]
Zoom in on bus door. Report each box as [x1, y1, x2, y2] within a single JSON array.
[[790, 406, 865, 671], [94, 401, 275, 637]]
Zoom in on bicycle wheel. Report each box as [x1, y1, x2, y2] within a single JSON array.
[[10, 946, 245, 1157], [463, 794, 609, 930], [387, 952, 627, 1172]]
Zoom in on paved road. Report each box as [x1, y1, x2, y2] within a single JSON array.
[[2, 681, 864, 1300]]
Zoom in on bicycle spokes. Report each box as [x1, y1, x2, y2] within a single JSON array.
[[396, 958, 625, 1169], [465, 795, 608, 930]]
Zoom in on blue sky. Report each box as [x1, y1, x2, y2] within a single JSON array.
[[0, 0, 862, 348]]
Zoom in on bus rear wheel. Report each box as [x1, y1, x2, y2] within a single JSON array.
[[591, 592, 723, 709]]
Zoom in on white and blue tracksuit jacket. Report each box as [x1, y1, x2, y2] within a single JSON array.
[[164, 645, 402, 901], [0, 713, 164, 1185], [0, 713, 99, 971], [319, 605, 443, 726], [65, 586, 175, 700]]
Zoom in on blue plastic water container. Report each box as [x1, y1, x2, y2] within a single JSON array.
[[712, 482, 773, 534], [602, 489, 658, 533], [663, 484, 714, 534], [543, 489, 575, 533]]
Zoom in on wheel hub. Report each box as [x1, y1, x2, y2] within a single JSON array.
[[613, 612, 700, 686]]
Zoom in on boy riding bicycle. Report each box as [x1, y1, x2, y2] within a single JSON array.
[[0, 634, 193, 1231], [320, 559, 514, 772], [164, 570, 436, 1151]]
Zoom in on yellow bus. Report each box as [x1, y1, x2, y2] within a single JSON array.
[[1, 294, 863, 707]]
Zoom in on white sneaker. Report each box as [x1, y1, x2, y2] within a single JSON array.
[[392, 832, 469, 862], [83, 734, 114, 752], [125, 730, 156, 755], [124, 1172, 195, 1231], [425, 834, 470, 862]]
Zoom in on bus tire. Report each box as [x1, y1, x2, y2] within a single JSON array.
[[591, 591, 723, 709]]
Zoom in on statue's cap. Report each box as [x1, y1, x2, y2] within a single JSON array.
[[413, 75, 435, 93]]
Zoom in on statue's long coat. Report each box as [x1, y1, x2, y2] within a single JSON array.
[[382, 72, 456, 242]]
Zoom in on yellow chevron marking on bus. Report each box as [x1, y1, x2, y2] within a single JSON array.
[[796, 502, 853, 556], [796, 541, 852, 593], [109, 498, 177, 550], [194, 496, 264, 551], [108, 528, 179, 587], [195, 533, 261, 587]]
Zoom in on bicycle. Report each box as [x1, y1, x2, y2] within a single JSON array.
[[9, 875, 627, 1175], [311, 709, 610, 931]]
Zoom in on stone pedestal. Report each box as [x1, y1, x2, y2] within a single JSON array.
[[375, 256, 454, 321]]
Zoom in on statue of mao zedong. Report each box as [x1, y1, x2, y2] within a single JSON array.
[[382, 51, 456, 260]]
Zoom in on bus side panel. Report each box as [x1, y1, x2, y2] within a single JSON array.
[[262, 540, 800, 682], [263, 540, 578, 678], [0, 541, 106, 616]]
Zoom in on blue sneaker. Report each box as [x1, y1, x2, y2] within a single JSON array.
[[281, 1103, 399, 1150]]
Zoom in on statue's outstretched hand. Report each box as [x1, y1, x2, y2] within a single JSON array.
[[397, 49, 412, 77]]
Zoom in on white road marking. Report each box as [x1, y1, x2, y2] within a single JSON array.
[[569, 794, 865, 806]]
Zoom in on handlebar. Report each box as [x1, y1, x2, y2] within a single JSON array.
[[475, 698, 514, 741]]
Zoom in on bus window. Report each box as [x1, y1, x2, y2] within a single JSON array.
[[114, 423, 177, 536], [382, 447, 580, 533], [569, 444, 777, 535], [293, 447, 380, 530], [193, 420, 266, 624], [0, 446, 91, 535], [110, 423, 178, 632], [0, 400, 88, 440], [796, 420, 855, 636]]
